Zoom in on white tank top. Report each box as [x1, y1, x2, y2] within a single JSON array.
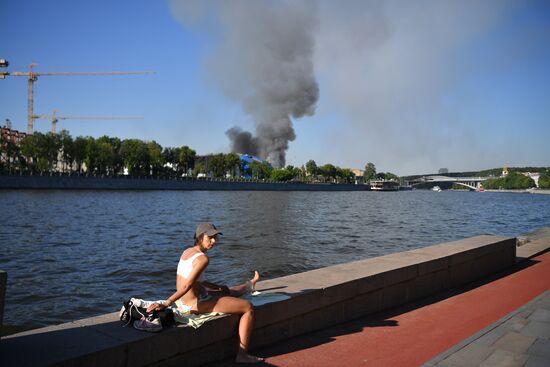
[[176, 252, 205, 280]]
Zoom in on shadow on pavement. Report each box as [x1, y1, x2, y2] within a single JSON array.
[[219, 257, 542, 365]]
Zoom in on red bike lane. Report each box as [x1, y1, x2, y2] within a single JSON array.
[[257, 252, 550, 367]]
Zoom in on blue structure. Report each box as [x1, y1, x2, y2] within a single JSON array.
[[239, 154, 270, 178]]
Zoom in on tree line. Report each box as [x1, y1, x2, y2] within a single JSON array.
[[540, 171, 550, 189], [0, 130, 197, 177], [483, 170, 550, 190], [0, 130, 378, 183], [361, 162, 399, 182]]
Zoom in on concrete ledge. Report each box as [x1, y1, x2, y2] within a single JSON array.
[[516, 227, 550, 260], [1, 235, 516, 366]]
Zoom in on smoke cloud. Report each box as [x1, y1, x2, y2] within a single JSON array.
[[225, 127, 259, 157], [170, 0, 319, 167], [170, 0, 543, 174], [312, 0, 521, 173]]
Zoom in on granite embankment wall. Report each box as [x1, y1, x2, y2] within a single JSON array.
[[0, 175, 367, 191], [1, 235, 517, 367], [0, 271, 6, 338]]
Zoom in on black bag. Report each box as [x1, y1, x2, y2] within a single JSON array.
[[119, 299, 148, 326], [119, 299, 175, 327], [157, 308, 175, 326]]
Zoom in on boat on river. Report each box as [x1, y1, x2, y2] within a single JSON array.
[[432, 186, 442, 192], [370, 180, 399, 191]]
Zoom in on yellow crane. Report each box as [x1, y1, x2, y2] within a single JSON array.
[[0, 62, 154, 134], [33, 110, 143, 134]]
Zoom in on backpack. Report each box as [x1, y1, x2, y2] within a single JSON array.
[[119, 299, 175, 328]]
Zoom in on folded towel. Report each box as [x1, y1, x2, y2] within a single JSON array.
[[130, 292, 290, 329], [131, 298, 226, 329]]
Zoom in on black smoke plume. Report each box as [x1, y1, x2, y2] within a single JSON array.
[[226, 127, 259, 157], [170, 0, 319, 167]]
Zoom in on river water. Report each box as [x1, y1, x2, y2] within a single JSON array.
[[1, 189, 549, 329]]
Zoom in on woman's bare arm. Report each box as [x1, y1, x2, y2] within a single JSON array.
[[146, 255, 209, 312]]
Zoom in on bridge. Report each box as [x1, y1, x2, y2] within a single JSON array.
[[414, 175, 489, 190]]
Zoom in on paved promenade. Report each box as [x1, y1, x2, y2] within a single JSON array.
[[217, 233, 550, 366], [425, 290, 550, 367]]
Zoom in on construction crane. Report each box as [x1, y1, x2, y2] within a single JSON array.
[[33, 110, 143, 134], [0, 62, 154, 134]]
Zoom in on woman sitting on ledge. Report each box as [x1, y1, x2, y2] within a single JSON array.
[[146, 222, 263, 364]]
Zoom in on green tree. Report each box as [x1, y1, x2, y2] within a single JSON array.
[[0, 133, 22, 172], [20, 134, 38, 172], [84, 137, 99, 174], [249, 160, 272, 179], [283, 165, 299, 181], [147, 141, 164, 176], [58, 130, 74, 173], [120, 139, 150, 175], [298, 165, 307, 182], [384, 172, 399, 181], [178, 146, 196, 176], [45, 133, 62, 172], [193, 162, 205, 177], [271, 167, 294, 181], [96, 140, 115, 175], [95, 135, 122, 175], [319, 164, 337, 182], [364, 162, 376, 181], [483, 171, 536, 189], [162, 147, 180, 176], [290, 165, 303, 181], [340, 168, 355, 183], [376, 172, 399, 181], [20, 133, 61, 173], [539, 171, 550, 189], [73, 136, 88, 173], [209, 153, 227, 178], [224, 153, 241, 178], [482, 178, 500, 189], [105, 136, 123, 174], [508, 172, 535, 189], [305, 160, 317, 180]]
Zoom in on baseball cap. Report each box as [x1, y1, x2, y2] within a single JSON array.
[[194, 222, 222, 239]]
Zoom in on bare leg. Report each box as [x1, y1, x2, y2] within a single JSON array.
[[197, 296, 263, 363], [250, 270, 260, 289], [230, 271, 260, 297]]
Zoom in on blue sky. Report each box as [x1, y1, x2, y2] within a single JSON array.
[[1, 0, 549, 175]]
